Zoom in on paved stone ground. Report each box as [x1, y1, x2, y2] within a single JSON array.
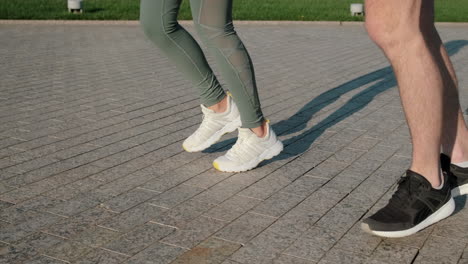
[[0, 22, 468, 264]]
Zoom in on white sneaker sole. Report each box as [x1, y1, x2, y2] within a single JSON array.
[[183, 117, 241, 153], [213, 140, 284, 172], [451, 183, 468, 197], [361, 197, 455, 238]]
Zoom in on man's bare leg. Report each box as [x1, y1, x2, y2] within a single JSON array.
[[433, 28, 468, 197], [366, 0, 445, 187], [435, 36, 468, 162], [361, 0, 455, 238]]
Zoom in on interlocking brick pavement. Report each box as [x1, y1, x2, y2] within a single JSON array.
[[0, 21, 468, 264]]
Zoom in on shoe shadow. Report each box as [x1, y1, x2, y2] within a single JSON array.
[[454, 195, 467, 215], [205, 40, 468, 166]]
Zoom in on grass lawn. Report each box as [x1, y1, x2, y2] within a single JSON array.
[[1, 0, 467, 22]]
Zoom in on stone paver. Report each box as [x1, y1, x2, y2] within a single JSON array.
[[0, 21, 468, 263]]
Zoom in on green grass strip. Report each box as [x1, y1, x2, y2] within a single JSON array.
[[1, 0, 467, 22]]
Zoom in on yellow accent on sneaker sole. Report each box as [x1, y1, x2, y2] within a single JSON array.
[[213, 161, 221, 171], [182, 144, 190, 153]]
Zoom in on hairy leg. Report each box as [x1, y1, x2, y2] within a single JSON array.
[[365, 0, 450, 186], [417, 5, 468, 163], [435, 37, 468, 162]]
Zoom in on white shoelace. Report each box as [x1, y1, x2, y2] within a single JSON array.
[[225, 129, 255, 162], [191, 111, 223, 141]]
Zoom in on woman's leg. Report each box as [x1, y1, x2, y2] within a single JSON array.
[[189, 0, 283, 172], [140, 0, 244, 154], [190, 0, 266, 131], [139, 0, 225, 107]]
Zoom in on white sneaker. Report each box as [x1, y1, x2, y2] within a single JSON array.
[[183, 95, 241, 152], [213, 121, 283, 172]]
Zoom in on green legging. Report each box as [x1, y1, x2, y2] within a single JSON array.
[[140, 0, 264, 128]]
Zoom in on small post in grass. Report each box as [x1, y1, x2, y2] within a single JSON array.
[[68, 0, 83, 13], [350, 3, 364, 16]]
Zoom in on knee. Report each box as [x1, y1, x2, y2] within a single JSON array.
[[193, 21, 212, 44], [365, 6, 435, 57], [140, 13, 178, 47], [194, 21, 235, 47], [365, 16, 401, 52]]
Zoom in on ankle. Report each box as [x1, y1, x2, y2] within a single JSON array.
[[410, 166, 441, 188], [207, 95, 228, 113], [445, 128, 468, 163], [251, 121, 268, 138], [451, 147, 468, 164]]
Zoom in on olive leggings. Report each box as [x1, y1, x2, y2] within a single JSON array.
[[140, 0, 264, 128]]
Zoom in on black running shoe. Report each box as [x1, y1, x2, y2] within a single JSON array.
[[441, 154, 468, 197], [361, 170, 454, 238]]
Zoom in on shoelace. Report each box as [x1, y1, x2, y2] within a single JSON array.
[[390, 176, 425, 206], [225, 130, 250, 161], [192, 112, 222, 140]]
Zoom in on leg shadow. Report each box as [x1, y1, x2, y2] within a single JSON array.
[[205, 40, 468, 165], [454, 195, 467, 214]]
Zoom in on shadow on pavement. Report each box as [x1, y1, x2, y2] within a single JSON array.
[[206, 40, 468, 167], [454, 195, 467, 214]]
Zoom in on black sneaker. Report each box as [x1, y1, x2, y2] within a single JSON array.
[[361, 170, 454, 238], [441, 153, 468, 197]]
